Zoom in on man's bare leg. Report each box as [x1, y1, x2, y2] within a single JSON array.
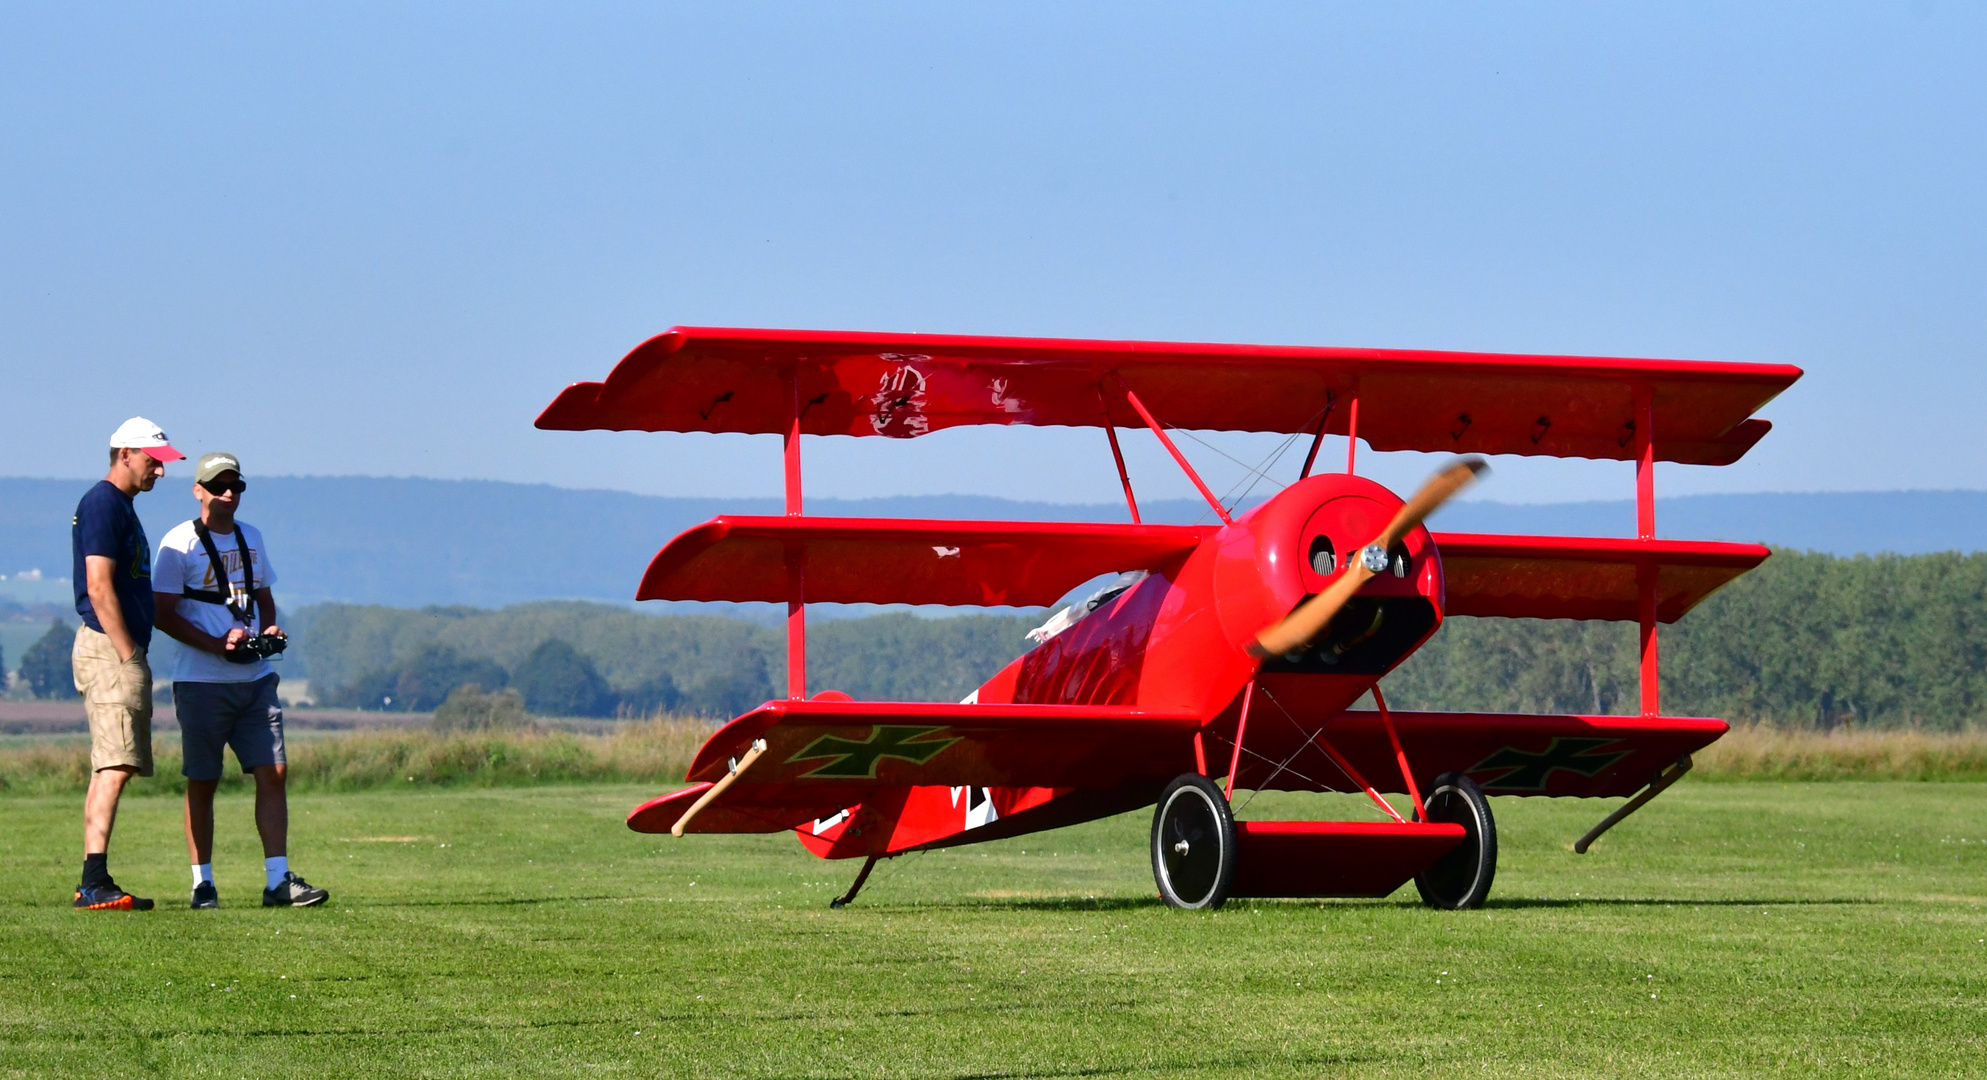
[[184, 779, 219, 865], [252, 764, 287, 859], [251, 763, 325, 906], [77, 765, 152, 907], [84, 766, 136, 855]]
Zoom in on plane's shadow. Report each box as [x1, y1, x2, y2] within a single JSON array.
[[353, 893, 1887, 914], [900, 895, 1883, 914]]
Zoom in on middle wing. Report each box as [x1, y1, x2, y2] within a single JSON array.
[[1433, 533, 1771, 622], [640, 516, 1212, 607]]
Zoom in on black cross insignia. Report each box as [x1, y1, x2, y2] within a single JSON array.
[[1470, 737, 1628, 793], [786, 725, 960, 779]]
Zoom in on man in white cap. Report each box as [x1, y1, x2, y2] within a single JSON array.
[[70, 417, 183, 911], [154, 452, 327, 909]]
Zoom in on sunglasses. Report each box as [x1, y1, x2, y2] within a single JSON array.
[[199, 479, 248, 495]]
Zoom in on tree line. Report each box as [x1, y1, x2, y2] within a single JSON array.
[[292, 601, 1042, 717], [1385, 549, 1987, 729], [9, 548, 1986, 729]]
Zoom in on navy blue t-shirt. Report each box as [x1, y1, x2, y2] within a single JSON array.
[[72, 480, 154, 650]]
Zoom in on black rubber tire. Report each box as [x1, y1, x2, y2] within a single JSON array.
[[1414, 772, 1497, 910], [1151, 774, 1237, 910]]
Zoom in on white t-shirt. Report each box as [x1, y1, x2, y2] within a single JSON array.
[[154, 519, 281, 684]]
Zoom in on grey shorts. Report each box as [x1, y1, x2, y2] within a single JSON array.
[[174, 675, 286, 781]]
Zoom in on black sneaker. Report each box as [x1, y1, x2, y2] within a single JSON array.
[[191, 881, 218, 909], [262, 872, 328, 908], [73, 880, 154, 911]]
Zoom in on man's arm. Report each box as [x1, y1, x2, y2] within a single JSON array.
[[154, 592, 241, 655], [84, 555, 138, 662], [255, 587, 281, 639]]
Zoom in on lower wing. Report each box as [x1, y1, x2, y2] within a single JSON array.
[[1221, 698, 1725, 798], [631, 700, 1202, 835]]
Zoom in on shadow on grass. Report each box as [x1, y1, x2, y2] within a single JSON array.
[[948, 1054, 1379, 1080], [850, 894, 1890, 915], [1481, 896, 1883, 909], [865, 896, 1168, 913]]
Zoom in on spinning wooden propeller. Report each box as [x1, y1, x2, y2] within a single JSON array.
[[1249, 458, 1488, 659]]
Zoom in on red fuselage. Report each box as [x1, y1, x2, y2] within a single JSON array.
[[974, 473, 1446, 725]]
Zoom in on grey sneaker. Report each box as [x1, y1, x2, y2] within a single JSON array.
[[191, 881, 218, 909], [262, 871, 328, 908]]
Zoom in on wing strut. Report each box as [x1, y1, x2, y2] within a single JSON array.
[[1097, 387, 1142, 523], [1298, 392, 1335, 480], [1113, 374, 1233, 525], [784, 369, 806, 700], [1634, 384, 1657, 716], [1344, 383, 1360, 474]]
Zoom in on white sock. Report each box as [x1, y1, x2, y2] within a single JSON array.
[[193, 863, 213, 887], [265, 856, 289, 890]]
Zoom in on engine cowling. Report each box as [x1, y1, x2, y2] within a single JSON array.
[[1211, 473, 1447, 674], [997, 473, 1448, 719]]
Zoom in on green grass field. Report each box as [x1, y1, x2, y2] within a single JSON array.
[[2, 781, 1982, 1078]]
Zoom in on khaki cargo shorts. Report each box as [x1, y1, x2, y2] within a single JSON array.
[[73, 624, 153, 777]]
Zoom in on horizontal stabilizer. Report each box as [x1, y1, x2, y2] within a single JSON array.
[[537, 326, 1801, 465], [1432, 533, 1770, 622], [626, 782, 857, 835], [639, 516, 1211, 607]]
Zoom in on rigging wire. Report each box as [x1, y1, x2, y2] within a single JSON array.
[[1167, 400, 1335, 526], [1229, 684, 1400, 822]]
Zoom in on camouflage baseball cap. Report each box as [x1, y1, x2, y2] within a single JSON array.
[[195, 452, 245, 484]]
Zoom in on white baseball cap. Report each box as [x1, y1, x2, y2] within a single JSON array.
[[108, 416, 185, 462]]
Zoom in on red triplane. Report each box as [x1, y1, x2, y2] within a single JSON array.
[[537, 328, 1801, 910]]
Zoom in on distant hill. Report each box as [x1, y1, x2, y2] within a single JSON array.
[[4, 476, 1984, 609]]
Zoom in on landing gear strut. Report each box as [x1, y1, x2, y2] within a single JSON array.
[[830, 855, 880, 909]]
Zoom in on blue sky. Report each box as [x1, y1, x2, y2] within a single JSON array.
[[3, 4, 1983, 507]]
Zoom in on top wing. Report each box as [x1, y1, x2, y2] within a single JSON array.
[[537, 326, 1802, 465], [639, 516, 1211, 606], [1433, 533, 1771, 622]]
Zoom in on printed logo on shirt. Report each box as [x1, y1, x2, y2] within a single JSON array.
[[200, 545, 257, 588]]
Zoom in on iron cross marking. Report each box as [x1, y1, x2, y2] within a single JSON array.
[[1470, 737, 1628, 793], [787, 725, 961, 779]]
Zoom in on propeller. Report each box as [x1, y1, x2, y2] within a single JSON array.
[[1249, 458, 1487, 659]]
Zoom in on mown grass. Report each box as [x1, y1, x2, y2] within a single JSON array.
[[0, 781, 1982, 1077], [2, 719, 1983, 797]]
